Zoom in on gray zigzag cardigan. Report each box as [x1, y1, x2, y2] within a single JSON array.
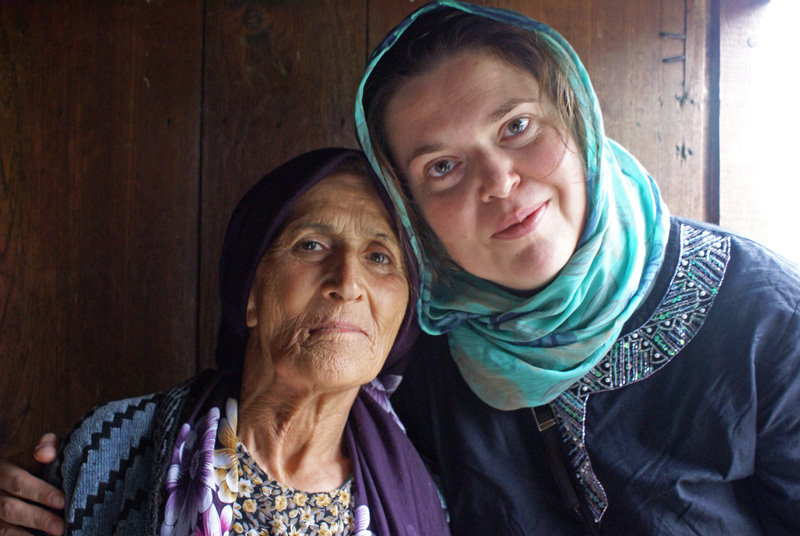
[[46, 375, 201, 536]]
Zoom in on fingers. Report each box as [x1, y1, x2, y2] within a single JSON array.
[[0, 461, 64, 511], [0, 492, 64, 536], [0, 434, 65, 536], [32, 435, 59, 465], [0, 518, 37, 536]]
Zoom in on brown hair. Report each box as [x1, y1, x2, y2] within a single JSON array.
[[362, 8, 591, 275]]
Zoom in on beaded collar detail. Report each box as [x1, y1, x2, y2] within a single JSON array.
[[550, 223, 731, 522]]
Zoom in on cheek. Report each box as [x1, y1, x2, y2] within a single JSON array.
[[523, 127, 572, 177], [372, 280, 410, 345], [565, 179, 588, 226], [416, 189, 477, 247], [256, 272, 311, 342]]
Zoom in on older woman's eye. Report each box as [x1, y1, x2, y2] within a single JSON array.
[[297, 240, 324, 251], [367, 251, 392, 265], [504, 117, 530, 137]]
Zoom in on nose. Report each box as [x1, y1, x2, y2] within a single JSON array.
[[322, 250, 365, 302], [477, 151, 519, 202]]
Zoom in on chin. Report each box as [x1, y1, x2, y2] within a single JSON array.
[[495, 242, 565, 292]]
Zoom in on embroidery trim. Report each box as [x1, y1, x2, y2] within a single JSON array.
[[550, 224, 731, 522]]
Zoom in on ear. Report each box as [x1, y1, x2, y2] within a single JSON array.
[[246, 289, 258, 328]]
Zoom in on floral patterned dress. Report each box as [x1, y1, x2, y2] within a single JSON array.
[[230, 440, 354, 536], [213, 399, 354, 536]]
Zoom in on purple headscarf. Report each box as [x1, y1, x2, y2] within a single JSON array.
[[165, 148, 449, 536]]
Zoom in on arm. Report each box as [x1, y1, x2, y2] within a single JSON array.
[[753, 298, 800, 535], [0, 434, 64, 536]]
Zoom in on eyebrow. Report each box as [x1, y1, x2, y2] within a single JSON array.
[[405, 143, 446, 170], [488, 97, 540, 123]]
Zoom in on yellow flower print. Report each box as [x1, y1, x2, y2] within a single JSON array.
[[318, 523, 333, 536], [298, 506, 314, 527], [232, 521, 244, 533], [274, 494, 288, 511], [269, 515, 287, 534], [329, 503, 339, 517], [293, 492, 308, 507], [239, 478, 255, 497], [242, 499, 257, 513], [315, 493, 332, 508], [287, 526, 301, 536], [338, 489, 351, 507], [213, 398, 240, 503]]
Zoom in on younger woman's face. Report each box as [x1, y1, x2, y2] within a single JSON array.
[[385, 52, 587, 292]]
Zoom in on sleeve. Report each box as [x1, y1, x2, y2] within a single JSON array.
[[752, 297, 800, 535]]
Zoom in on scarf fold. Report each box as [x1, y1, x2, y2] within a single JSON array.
[[356, 1, 670, 409]]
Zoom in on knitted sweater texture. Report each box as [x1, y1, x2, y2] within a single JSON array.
[[46, 377, 195, 536]]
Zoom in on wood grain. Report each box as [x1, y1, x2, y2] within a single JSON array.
[[0, 1, 202, 459]]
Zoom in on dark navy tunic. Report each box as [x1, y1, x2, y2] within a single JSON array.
[[393, 218, 800, 535]]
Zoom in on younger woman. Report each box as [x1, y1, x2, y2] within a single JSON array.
[[357, 2, 800, 534]]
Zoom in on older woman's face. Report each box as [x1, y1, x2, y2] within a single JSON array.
[[246, 171, 409, 391], [385, 52, 587, 292]]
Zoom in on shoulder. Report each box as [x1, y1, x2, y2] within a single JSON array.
[[56, 373, 209, 474], [619, 218, 800, 389], [669, 218, 800, 395], [50, 373, 213, 535], [677, 217, 800, 287], [51, 392, 165, 535], [59, 383, 187, 459], [670, 218, 800, 325]]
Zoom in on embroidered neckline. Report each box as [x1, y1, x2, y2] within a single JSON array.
[[550, 223, 731, 523]]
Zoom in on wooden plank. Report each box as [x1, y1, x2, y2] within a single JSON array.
[[199, 0, 367, 369], [367, 0, 710, 221], [0, 1, 202, 460]]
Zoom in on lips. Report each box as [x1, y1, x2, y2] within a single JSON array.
[[492, 201, 549, 240], [307, 321, 366, 336]]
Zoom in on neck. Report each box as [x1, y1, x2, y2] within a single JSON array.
[[236, 357, 357, 492]]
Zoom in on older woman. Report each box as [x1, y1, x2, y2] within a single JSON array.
[[0, 148, 449, 536], [353, 1, 800, 534]]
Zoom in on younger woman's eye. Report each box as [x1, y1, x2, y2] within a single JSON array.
[[428, 159, 454, 178], [504, 117, 530, 137]]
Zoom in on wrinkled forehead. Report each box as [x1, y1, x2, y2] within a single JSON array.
[[283, 171, 398, 240]]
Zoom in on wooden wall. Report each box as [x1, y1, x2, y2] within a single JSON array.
[[1, 0, 712, 461]]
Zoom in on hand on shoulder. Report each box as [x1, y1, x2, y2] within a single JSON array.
[[0, 434, 65, 536]]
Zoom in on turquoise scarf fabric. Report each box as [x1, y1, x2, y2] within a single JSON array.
[[355, 0, 670, 410]]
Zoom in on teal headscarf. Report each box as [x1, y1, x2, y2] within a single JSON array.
[[356, 0, 670, 410]]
